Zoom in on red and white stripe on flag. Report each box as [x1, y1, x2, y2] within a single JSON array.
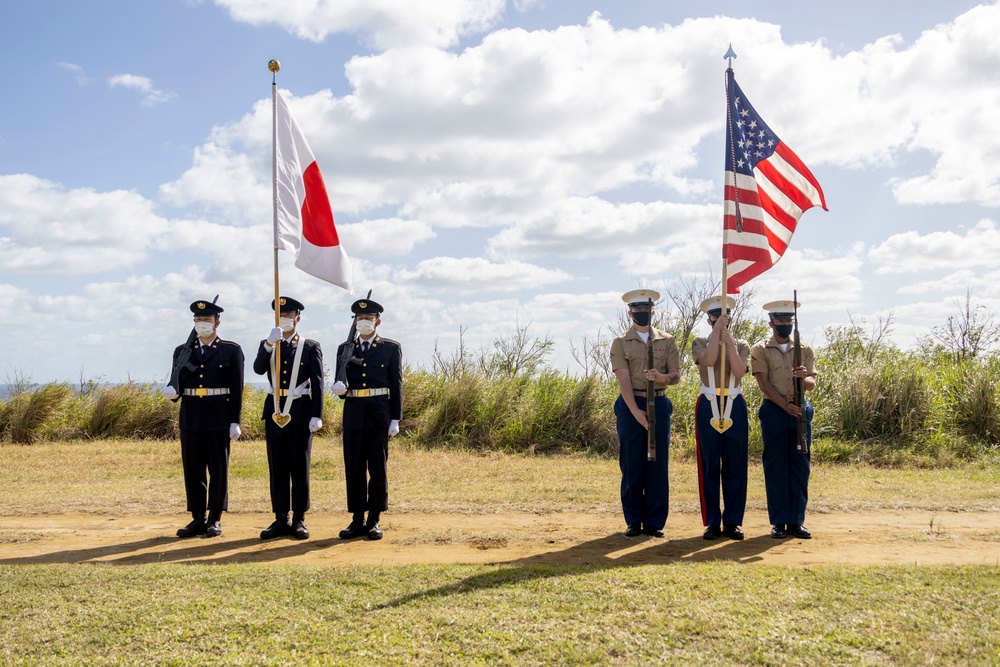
[[723, 144, 826, 292], [274, 89, 352, 292], [723, 72, 826, 293]]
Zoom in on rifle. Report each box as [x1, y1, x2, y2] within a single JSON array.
[[646, 327, 656, 461], [335, 289, 372, 384], [792, 290, 809, 454], [168, 294, 218, 393]]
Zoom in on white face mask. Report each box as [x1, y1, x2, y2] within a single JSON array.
[[355, 319, 376, 336], [279, 317, 296, 333], [194, 321, 216, 337]]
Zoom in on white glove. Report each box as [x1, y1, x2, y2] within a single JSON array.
[[161, 385, 178, 400], [331, 381, 347, 396], [388, 419, 400, 437], [309, 417, 323, 433], [229, 423, 242, 440], [266, 327, 283, 345]]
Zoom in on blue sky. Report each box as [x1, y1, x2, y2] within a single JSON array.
[[1, 0, 997, 383]]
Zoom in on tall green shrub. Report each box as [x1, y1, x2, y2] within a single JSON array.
[[1, 383, 72, 444], [817, 355, 931, 442], [943, 357, 1000, 452]]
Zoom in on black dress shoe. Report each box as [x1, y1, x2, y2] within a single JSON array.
[[703, 524, 721, 540], [624, 524, 642, 537], [339, 521, 368, 539], [642, 526, 664, 538], [721, 525, 745, 540], [787, 524, 812, 539], [204, 520, 222, 538], [177, 519, 207, 538], [367, 522, 383, 540], [260, 519, 291, 540], [770, 524, 788, 539], [291, 519, 309, 540]]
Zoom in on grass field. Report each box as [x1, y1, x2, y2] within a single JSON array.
[[1, 438, 999, 665]]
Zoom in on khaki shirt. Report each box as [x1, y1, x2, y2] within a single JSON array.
[[750, 336, 817, 401], [610, 327, 681, 391], [692, 336, 751, 387]]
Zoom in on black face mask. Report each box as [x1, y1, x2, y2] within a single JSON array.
[[774, 323, 793, 338], [631, 311, 652, 327]]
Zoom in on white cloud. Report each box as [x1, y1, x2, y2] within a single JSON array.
[[762, 3, 1000, 206], [158, 142, 266, 221], [213, 0, 506, 48], [107, 74, 176, 107], [57, 61, 91, 86], [896, 270, 978, 295], [13, 5, 1000, 380], [0, 175, 169, 274], [746, 246, 866, 314], [338, 217, 435, 256], [161, 9, 1000, 245], [395, 256, 572, 291], [868, 218, 1000, 274], [159, 15, 744, 229], [488, 198, 717, 260]]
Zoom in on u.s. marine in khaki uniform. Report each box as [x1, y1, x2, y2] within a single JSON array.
[[750, 299, 817, 540], [609, 289, 681, 538], [692, 295, 751, 541]]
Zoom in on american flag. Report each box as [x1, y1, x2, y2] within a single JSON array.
[[723, 69, 826, 293]]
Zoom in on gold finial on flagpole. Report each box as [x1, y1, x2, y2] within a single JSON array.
[[268, 59, 281, 73]]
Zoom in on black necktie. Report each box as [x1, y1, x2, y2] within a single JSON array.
[[361, 342, 369, 354]]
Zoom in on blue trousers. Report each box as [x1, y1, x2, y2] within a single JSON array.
[[615, 394, 672, 529], [759, 399, 813, 525], [695, 394, 748, 527]]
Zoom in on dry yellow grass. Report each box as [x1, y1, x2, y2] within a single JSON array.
[[1, 437, 998, 517]]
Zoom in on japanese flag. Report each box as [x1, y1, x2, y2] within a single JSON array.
[[274, 89, 352, 292]]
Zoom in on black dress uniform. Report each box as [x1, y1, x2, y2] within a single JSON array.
[[252, 297, 324, 537], [337, 298, 402, 539], [171, 300, 244, 537]]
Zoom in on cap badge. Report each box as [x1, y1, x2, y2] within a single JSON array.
[[197, 302, 206, 310], [359, 301, 367, 309], [279, 297, 287, 306]]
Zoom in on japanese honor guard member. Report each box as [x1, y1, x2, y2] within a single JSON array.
[[750, 299, 817, 540], [692, 295, 750, 540], [330, 298, 402, 541], [609, 289, 681, 538], [162, 299, 244, 538], [253, 296, 325, 540]]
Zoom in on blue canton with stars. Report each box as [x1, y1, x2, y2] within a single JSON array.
[[725, 70, 782, 177]]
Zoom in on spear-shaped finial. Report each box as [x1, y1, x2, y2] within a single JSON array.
[[724, 44, 737, 69]]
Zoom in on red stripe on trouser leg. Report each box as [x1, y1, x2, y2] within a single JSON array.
[[695, 394, 708, 526]]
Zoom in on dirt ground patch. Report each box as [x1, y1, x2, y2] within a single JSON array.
[[2, 510, 998, 567]]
